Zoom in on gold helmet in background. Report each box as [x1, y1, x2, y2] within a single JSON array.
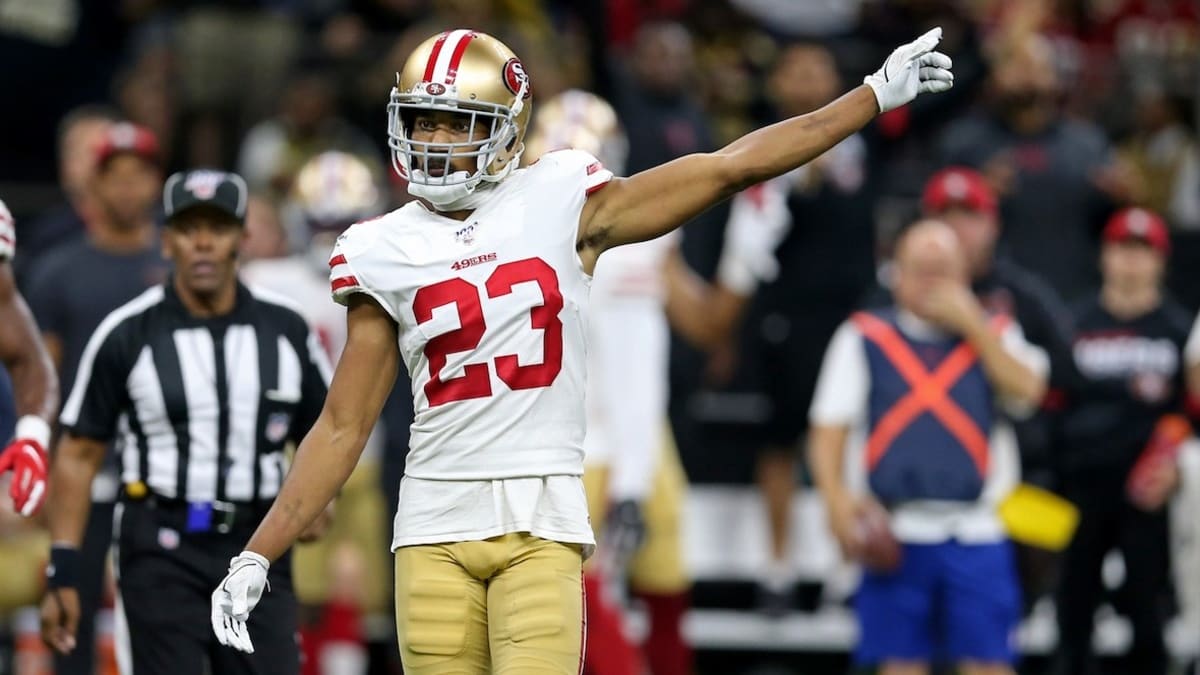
[[388, 29, 532, 208], [525, 89, 627, 175], [285, 151, 385, 270]]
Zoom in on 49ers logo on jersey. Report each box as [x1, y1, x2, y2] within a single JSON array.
[[502, 58, 531, 99], [451, 252, 497, 270]]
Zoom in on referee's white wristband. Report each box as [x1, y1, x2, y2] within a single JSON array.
[[15, 415, 51, 449]]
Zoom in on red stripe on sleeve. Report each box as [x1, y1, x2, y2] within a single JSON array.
[[331, 276, 359, 291], [585, 180, 610, 196], [586, 161, 603, 175], [328, 254, 347, 268]]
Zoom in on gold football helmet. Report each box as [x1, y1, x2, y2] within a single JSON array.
[[285, 151, 384, 271], [525, 89, 627, 175], [388, 29, 532, 207], [288, 151, 383, 234]]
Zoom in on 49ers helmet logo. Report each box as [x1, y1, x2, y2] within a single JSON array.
[[502, 58, 530, 99], [425, 82, 446, 96]]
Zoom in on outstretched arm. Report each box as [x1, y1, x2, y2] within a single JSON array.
[[578, 29, 952, 268]]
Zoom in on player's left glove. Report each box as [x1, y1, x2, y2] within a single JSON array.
[[601, 499, 647, 574], [0, 434, 48, 517], [864, 27, 954, 113], [211, 551, 270, 653]]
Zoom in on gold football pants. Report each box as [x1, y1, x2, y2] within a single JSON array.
[[394, 532, 584, 674]]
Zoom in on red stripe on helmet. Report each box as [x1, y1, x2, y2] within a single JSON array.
[[443, 32, 478, 85], [422, 32, 450, 82]]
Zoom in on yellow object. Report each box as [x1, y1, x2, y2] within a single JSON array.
[[393, 532, 583, 674], [998, 483, 1080, 551], [124, 481, 148, 500]]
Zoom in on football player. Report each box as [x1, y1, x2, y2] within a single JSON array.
[[0, 199, 59, 518], [212, 28, 954, 673], [525, 89, 788, 675]]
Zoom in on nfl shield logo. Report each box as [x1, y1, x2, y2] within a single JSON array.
[[266, 412, 291, 443], [184, 170, 224, 199], [158, 527, 180, 550]]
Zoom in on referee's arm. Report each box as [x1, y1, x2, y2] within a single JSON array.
[[42, 316, 130, 654], [244, 294, 400, 562]]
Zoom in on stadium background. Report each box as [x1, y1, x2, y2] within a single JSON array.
[[2, 0, 1200, 674]]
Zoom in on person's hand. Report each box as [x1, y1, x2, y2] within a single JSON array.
[[827, 495, 861, 561], [40, 587, 80, 654], [864, 27, 954, 113], [298, 502, 335, 543], [0, 438, 47, 517], [600, 499, 646, 576], [1129, 458, 1181, 512], [211, 551, 270, 653], [918, 279, 985, 335]]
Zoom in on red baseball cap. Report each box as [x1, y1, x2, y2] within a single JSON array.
[[1103, 207, 1170, 255], [94, 122, 159, 168], [921, 167, 997, 216]]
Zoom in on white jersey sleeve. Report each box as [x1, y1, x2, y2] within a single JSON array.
[[328, 221, 402, 323], [537, 148, 614, 198], [0, 199, 16, 262], [808, 320, 869, 427]]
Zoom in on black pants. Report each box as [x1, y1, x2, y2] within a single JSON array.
[[1054, 471, 1171, 675], [113, 499, 299, 675]]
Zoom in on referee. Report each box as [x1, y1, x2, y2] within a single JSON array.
[[39, 169, 332, 674]]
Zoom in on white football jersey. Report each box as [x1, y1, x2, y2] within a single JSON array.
[[330, 149, 612, 481], [0, 199, 16, 262], [242, 256, 347, 360], [583, 233, 675, 500]]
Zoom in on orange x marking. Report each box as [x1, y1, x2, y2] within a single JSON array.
[[852, 312, 1008, 476]]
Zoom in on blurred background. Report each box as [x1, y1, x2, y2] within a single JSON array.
[[2, 0, 1200, 674]]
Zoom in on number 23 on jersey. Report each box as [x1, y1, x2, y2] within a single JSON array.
[[414, 256, 563, 406]]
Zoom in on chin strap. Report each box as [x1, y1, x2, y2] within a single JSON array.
[[410, 174, 498, 212]]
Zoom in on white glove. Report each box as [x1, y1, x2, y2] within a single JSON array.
[[717, 177, 792, 296], [211, 551, 270, 653], [863, 27, 954, 113]]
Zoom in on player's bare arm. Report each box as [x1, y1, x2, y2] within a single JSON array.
[[241, 294, 400, 563], [0, 215, 58, 517], [663, 251, 748, 350], [577, 29, 953, 271], [0, 265, 58, 424], [40, 433, 107, 653]]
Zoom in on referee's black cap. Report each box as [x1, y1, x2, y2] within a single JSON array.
[[163, 170, 249, 225]]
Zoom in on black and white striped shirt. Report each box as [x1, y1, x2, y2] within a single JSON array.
[[60, 281, 332, 503]]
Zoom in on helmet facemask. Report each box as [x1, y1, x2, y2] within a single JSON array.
[[387, 79, 528, 210]]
